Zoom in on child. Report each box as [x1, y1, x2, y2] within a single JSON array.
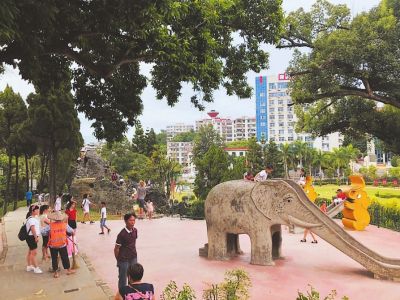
[[41, 211, 75, 278], [39, 205, 50, 261], [81, 194, 95, 224], [99, 202, 111, 234], [65, 200, 78, 230], [146, 200, 154, 220], [333, 189, 347, 206]]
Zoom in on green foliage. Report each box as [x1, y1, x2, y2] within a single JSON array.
[[172, 130, 197, 142], [369, 201, 400, 232], [226, 140, 249, 148], [296, 285, 349, 300], [156, 131, 168, 146], [225, 156, 247, 181], [389, 167, 400, 178], [203, 269, 251, 300], [264, 141, 284, 177], [246, 137, 263, 173], [2, 0, 284, 141], [391, 155, 400, 167], [162, 281, 196, 300], [194, 144, 230, 200], [186, 200, 205, 219], [284, 0, 400, 153], [359, 166, 378, 180]]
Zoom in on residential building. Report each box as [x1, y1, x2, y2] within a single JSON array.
[[196, 111, 256, 142], [224, 147, 248, 157], [166, 141, 194, 165], [233, 117, 256, 140], [166, 123, 194, 141], [255, 74, 342, 151], [195, 110, 234, 142]]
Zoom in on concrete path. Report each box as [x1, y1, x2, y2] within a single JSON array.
[[0, 208, 112, 300], [77, 217, 400, 300]]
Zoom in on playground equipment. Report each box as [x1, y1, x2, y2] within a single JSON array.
[[303, 176, 318, 202], [201, 179, 400, 281], [341, 175, 371, 231]]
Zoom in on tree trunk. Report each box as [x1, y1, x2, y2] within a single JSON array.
[[14, 155, 19, 210], [24, 154, 29, 192], [30, 159, 34, 191], [3, 155, 12, 214], [49, 141, 57, 206]]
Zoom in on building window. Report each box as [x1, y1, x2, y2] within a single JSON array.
[[260, 109, 266, 113], [260, 122, 266, 126], [278, 107, 284, 112], [270, 137, 275, 141], [279, 129, 284, 134], [279, 137, 285, 141], [278, 115, 284, 120], [269, 83, 276, 89], [287, 114, 293, 119], [261, 102, 266, 107], [239, 152, 244, 156], [270, 108, 275, 113], [270, 130, 275, 135], [278, 122, 284, 127], [261, 115, 266, 120], [278, 100, 284, 105], [277, 82, 288, 89], [232, 152, 236, 157], [270, 122, 275, 127], [269, 115, 275, 120], [260, 92, 265, 97], [288, 136, 294, 141], [269, 100, 275, 106], [288, 129, 293, 134]]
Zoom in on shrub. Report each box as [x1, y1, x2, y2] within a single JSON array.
[[161, 281, 196, 300], [186, 200, 205, 219], [369, 201, 400, 232], [296, 285, 349, 300]]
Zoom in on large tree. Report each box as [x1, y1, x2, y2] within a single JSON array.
[[24, 88, 83, 203], [281, 0, 400, 153], [0, 86, 27, 212], [1, 0, 284, 141]]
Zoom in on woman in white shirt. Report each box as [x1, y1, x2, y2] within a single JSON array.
[[26, 205, 43, 274]]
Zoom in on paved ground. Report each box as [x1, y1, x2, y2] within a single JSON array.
[[0, 208, 111, 300], [77, 217, 400, 300]]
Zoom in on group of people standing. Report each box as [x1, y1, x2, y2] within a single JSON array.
[[133, 180, 154, 219]]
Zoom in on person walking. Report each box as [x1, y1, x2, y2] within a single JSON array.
[[146, 200, 154, 220], [26, 190, 33, 207], [115, 263, 156, 300], [41, 211, 76, 278], [137, 180, 147, 219], [54, 193, 62, 212], [25, 205, 43, 274], [99, 202, 111, 234], [39, 205, 50, 261], [81, 194, 95, 224], [114, 213, 138, 297]]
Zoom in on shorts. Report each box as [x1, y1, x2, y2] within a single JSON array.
[[138, 199, 146, 209], [83, 209, 89, 214], [42, 235, 49, 248], [100, 218, 107, 227], [26, 235, 38, 250], [68, 219, 77, 229]]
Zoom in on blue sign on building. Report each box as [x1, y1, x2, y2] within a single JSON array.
[[255, 76, 268, 142]]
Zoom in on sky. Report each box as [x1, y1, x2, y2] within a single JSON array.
[[0, 0, 381, 143]]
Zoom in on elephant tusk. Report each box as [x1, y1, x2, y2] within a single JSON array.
[[288, 215, 322, 229]]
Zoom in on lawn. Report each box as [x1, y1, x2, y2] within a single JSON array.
[[314, 184, 400, 205]]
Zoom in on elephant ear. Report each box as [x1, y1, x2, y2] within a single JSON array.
[[250, 180, 292, 220]]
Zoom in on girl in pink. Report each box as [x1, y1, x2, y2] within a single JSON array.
[[146, 200, 154, 219]]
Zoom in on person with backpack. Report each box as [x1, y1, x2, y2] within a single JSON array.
[[25, 205, 43, 274], [115, 263, 155, 300], [41, 211, 76, 278]]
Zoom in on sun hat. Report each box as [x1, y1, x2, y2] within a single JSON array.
[[48, 211, 67, 221]]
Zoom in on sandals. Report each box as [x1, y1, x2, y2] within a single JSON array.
[[311, 240, 318, 244], [300, 239, 306, 242]]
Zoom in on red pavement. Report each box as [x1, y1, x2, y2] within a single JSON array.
[[77, 218, 400, 299]]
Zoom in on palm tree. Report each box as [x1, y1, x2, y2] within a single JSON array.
[[312, 150, 325, 178]]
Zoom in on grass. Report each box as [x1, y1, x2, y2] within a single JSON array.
[[75, 206, 122, 221], [314, 184, 400, 204], [172, 190, 196, 202], [0, 199, 27, 218]]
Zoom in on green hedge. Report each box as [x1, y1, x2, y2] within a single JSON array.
[[369, 202, 400, 232]]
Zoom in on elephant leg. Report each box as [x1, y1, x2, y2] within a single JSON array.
[[271, 224, 283, 259], [208, 229, 228, 260], [250, 230, 274, 266], [226, 234, 244, 256]]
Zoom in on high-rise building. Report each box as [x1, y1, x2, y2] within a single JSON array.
[[233, 116, 256, 140], [166, 141, 194, 165], [196, 111, 256, 142], [255, 74, 342, 151], [166, 123, 194, 141], [195, 110, 234, 142]]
